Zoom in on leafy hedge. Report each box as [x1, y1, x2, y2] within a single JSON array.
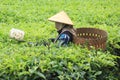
[[0, 0, 120, 80], [0, 42, 119, 80], [0, 38, 120, 80]]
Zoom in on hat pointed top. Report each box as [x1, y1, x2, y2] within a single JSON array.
[[48, 11, 73, 25]]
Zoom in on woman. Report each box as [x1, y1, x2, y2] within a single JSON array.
[[48, 11, 77, 47], [54, 23, 77, 47]]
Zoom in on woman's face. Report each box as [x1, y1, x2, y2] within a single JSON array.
[[55, 22, 64, 31]]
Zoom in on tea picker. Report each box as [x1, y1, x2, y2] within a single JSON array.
[[48, 11, 78, 47]]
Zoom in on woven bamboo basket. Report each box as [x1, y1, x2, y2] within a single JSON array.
[[74, 28, 108, 50]]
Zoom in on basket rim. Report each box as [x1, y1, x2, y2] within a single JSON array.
[[76, 27, 108, 40]]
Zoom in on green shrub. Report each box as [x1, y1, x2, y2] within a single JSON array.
[[0, 0, 120, 80]]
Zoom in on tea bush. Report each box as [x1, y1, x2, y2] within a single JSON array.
[[0, 0, 120, 80]]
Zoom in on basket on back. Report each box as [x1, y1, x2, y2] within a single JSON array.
[[74, 28, 108, 50]]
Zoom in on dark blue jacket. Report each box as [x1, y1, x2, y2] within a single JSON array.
[[57, 31, 73, 46]]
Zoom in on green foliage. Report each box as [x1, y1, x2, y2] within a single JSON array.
[[0, 0, 120, 80]]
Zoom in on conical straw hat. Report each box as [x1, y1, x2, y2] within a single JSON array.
[[48, 11, 73, 25]]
